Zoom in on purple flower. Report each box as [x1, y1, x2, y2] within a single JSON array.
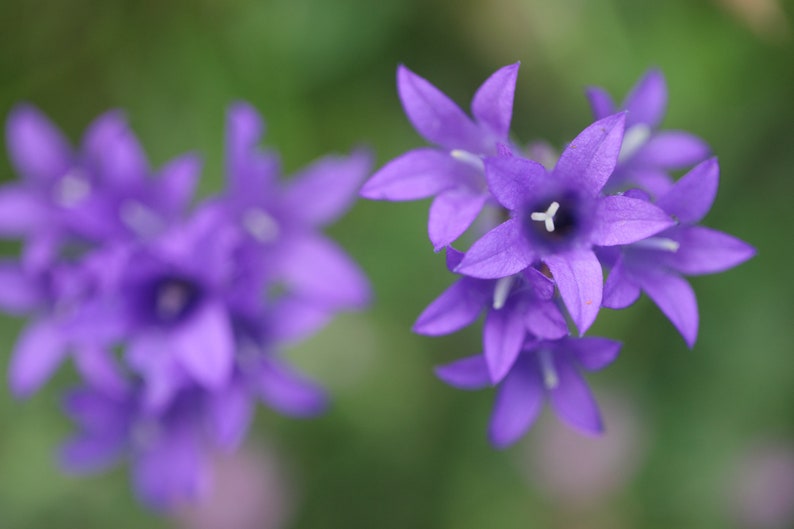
[[602, 158, 755, 346], [436, 336, 621, 448], [586, 69, 710, 196], [456, 113, 674, 334], [413, 247, 567, 382], [361, 63, 520, 250]]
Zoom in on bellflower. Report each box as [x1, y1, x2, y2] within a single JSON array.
[[436, 336, 621, 448], [602, 158, 756, 346], [456, 113, 674, 334], [361, 63, 520, 249], [586, 69, 710, 196], [413, 247, 567, 382]]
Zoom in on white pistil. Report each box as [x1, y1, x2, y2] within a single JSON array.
[[120, 200, 162, 237], [243, 208, 279, 243], [492, 276, 515, 310], [530, 201, 560, 233], [537, 350, 559, 390], [632, 237, 680, 252], [56, 170, 91, 207], [618, 124, 652, 162], [450, 149, 485, 172]]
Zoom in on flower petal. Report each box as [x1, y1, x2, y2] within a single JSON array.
[[637, 271, 699, 347], [83, 110, 148, 187], [0, 261, 41, 314], [397, 65, 486, 152], [255, 358, 328, 417], [8, 318, 67, 397], [524, 300, 569, 340], [156, 153, 201, 215], [360, 148, 467, 201], [548, 358, 604, 435], [413, 278, 489, 336], [631, 131, 710, 170], [666, 226, 755, 276], [554, 113, 626, 195], [268, 297, 333, 343], [284, 149, 371, 225], [622, 69, 667, 129], [484, 303, 527, 382], [6, 104, 72, 183], [585, 87, 616, 120], [484, 154, 545, 210], [207, 383, 253, 452], [488, 357, 544, 449], [60, 430, 126, 474], [562, 336, 621, 371], [544, 250, 603, 335], [171, 303, 234, 390], [655, 157, 719, 224], [455, 219, 535, 279], [602, 255, 641, 309], [471, 62, 519, 141], [591, 195, 673, 246], [0, 184, 48, 236], [428, 188, 487, 251], [434, 354, 492, 390]]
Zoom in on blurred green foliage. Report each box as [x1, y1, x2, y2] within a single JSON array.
[[1, 0, 793, 528]]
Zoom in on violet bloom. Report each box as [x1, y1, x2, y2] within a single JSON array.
[[602, 158, 755, 346], [217, 102, 370, 313], [456, 113, 674, 334], [413, 247, 567, 382], [436, 336, 621, 448], [586, 69, 710, 196], [361, 63, 520, 250]]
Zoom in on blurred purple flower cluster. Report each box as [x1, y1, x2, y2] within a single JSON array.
[[0, 102, 370, 507], [362, 64, 755, 448]]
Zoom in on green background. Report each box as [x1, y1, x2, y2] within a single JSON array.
[[1, 0, 792, 527]]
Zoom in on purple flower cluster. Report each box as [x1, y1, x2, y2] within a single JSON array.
[[362, 65, 755, 448], [0, 102, 370, 507]]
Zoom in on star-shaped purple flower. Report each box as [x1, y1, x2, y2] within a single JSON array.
[[436, 336, 621, 448], [455, 113, 674, 334], [361, 63, 520, 250]]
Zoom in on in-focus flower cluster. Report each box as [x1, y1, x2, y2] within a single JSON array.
[[0, 102, 370, 507], [362, 65, 755, 448]]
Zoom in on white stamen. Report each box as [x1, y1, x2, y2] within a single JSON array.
[[120, 200, 163, 237], [243, 208, 279, 243], [530, 201, 560, 232], [492, 276, 515, 310], [56, 170, 91, 207], [157, 282, 190, 319], [450, 149, 485, 172], [537, 349, 559, 390], [619, 124, 652, 162], [632, 237, 680, 252]]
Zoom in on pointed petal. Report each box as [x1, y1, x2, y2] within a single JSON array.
[[554, 113, 626, 195], [62, 387, 127, 430], [428, 188, 487, 251], [484, 154, 545, 210], [284, 149, 371, 225], [225, 101, 264, 189], [172, 303, 234, 390], [484, 303, 527, 382], [0, 184, 47, 236], [524, 300, 569, 340], [666, 226, 755, 276], [397, 65, 486, 152], [127, 336, 185, 413], [523, 266, 555, 300], [544, 250, 603, 335], [73, 346, 130, 397], [413, 278, 489, 336], [471, 62, 519, 140], [455, 219, 535, 279], [276, 233, 370, 309], [255, 358, 328, 417], [632, 131, 710, 170], [60, 430, 126, 474], [655, 157, 719, 224], [445, 246, 465, 271], [562, 336, 621, 371], [434, 354, 492, 390], [156, 153, 201, 214], [638, 271, 699, 347], [360, 148, 466, 200], [585, 87, 616, 120], [269, 297, 333, 343], [207, 384, 253, 451], [6, 104, 72, 183], [622, 69, 667, 129], [8, 319, 67, 397], [602, 255, 641, 309], [83, 110, 148, 187], [0, 261, 41, 314], [488, 358, 545, 449], [548, 358, 604, 434], [591, 195, 673, 246]]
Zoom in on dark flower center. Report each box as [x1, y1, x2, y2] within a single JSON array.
[[520, 190, 593, 254], [148, 275, 203, 325]]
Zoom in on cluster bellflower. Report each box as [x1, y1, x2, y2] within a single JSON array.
[[1, 102, 370, 507], [362, 64, 754, 447]]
